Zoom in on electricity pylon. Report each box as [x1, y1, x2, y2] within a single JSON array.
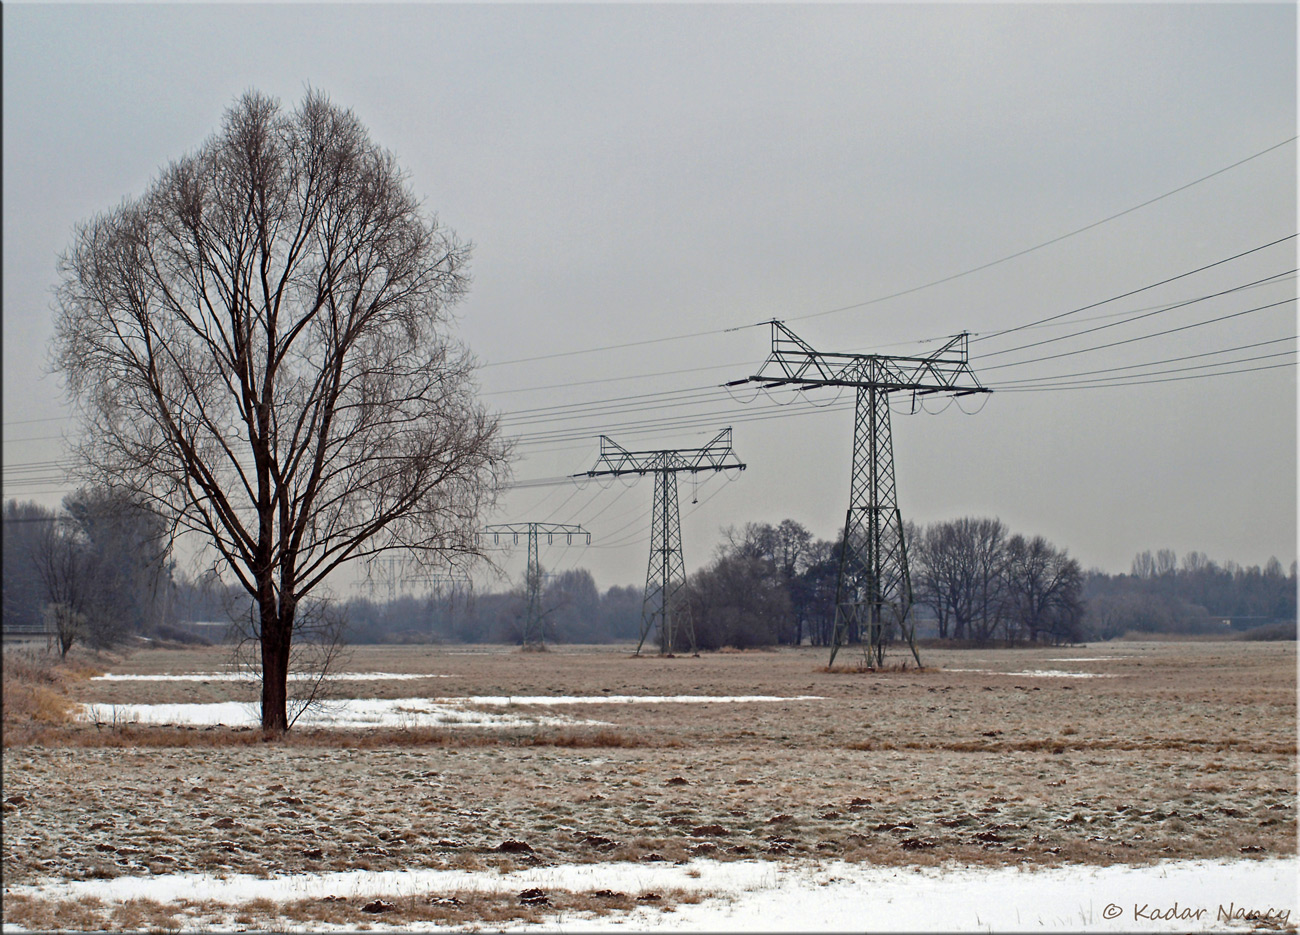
[[578, 428, 745, 656], [728, 321, 990, 667], [483, 523, 591, 647], [362, 554, 470, 596]]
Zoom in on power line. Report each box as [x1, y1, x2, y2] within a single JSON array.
[[787, 138, 1297, 324], [972, 234, 1297, 346], [975, 267, 1297, 360], [9, 318, 1289, 486], [994, 359, 1296, 393], [992, 349, 1296, 391], [980, 297, 1296, 373], [990, 335, 1297, 386], [467, 138, 1296, 374], [480, 326, 734, 369]]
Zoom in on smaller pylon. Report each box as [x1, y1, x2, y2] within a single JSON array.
[[578, 428, 744, 655], [483, 523, 591, 646]]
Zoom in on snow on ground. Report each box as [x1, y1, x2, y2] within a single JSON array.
[[75, 698, 606, 729], [74, 694, 823, 729], [438, 694, 825, 705], [91, 672, 450, 681], [1044, 657, 1127, 662], [942, 668, 1116, 678], [4, 857, 1294, 932]]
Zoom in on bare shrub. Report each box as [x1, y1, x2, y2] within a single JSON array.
[[230, 596, 351, 730]]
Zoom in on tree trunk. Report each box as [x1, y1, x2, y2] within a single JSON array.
[[260, 604, 293, 734]]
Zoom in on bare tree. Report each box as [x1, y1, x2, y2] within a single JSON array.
[[53, 90, 509, 732], [32, 517, 91, 657], [721, 519, 816, 643], [3, 500, 57, 633], [912, 517, 1008, 641], [1002, 534, 1084, 644], [63, 487, 174, 637]]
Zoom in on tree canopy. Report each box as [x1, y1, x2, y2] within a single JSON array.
[[52, 90, 508, 730]]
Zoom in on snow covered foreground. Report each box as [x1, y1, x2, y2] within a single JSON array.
[[5, 856, 1295, 932]]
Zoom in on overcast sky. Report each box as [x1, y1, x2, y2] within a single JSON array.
[[4, 3, 1296, 597]]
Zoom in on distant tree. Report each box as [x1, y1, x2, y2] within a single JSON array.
[[545, 569, 601, 642], [1001, 534, 1084, 644], [596, 584, 643, 642], [62, 487, 174, 637], [1181, 551, 1211, 575], [911, 517, 1008, 641], [686, 552, 792, 650], [722, 519, 815, 643], [32, 517, 92, 657], [52, 90, 508, 732], [798, 539, 841, 647], [2, 500, 57, 633]]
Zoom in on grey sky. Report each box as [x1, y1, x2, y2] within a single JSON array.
[[4, 3, 1296, 595]]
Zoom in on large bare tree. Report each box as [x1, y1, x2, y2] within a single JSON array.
[[53, 91, 508, 731]]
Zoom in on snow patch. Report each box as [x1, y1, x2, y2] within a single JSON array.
[[76, 699, 605, 729], [944, 668, 1115, 679], [5, 857, 1293, 933], [443, 694, 824, 705], [92, 672, 450, 682]]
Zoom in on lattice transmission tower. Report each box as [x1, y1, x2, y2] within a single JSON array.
[[728, 321, 990, 667], [578, 428, 745, 656], [483, 523, 591, 647]]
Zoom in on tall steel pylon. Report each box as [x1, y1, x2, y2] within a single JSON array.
[[729, 321, 990, 667], [578, 428, 745, 656], [483, 523, 591, 647]]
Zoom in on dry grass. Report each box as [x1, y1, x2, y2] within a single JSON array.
[[2, 886, 709, 932], [821, 661, 928, 674], [1, 648, 106, 742], [3, 640, 1295, 929], [5, 722, 677, 750]]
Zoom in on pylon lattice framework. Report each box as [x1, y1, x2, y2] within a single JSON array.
[[578, 428, 745, 656], [728, 321, 990, 666], [362, 553, 471, 601], [483, 523, 591, 646]]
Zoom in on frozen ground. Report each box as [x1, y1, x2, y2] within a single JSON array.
[[4, 856, 1295, 932], [7, 641, 1293, 931]]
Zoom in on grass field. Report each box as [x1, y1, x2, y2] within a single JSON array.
[[3, 639, 1295, 931]]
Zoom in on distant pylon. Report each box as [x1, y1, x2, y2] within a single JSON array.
[[483, 523, 591, 646], [578, 428, 745, 655], [728, 322, 990, 666]]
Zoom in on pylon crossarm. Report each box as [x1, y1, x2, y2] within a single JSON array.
[[730, 321, 990, 396], [479, 522, 592, 647], [577, 428, 745, 478]]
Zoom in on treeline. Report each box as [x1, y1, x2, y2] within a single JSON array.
[[679, 518, 1296, 647], [680, 518, 1088, 648], [1085, 549, 1296, 638], [6, 493, 1294, 650], [3, 493, 177, 655], [342, 570, 643, 644]]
